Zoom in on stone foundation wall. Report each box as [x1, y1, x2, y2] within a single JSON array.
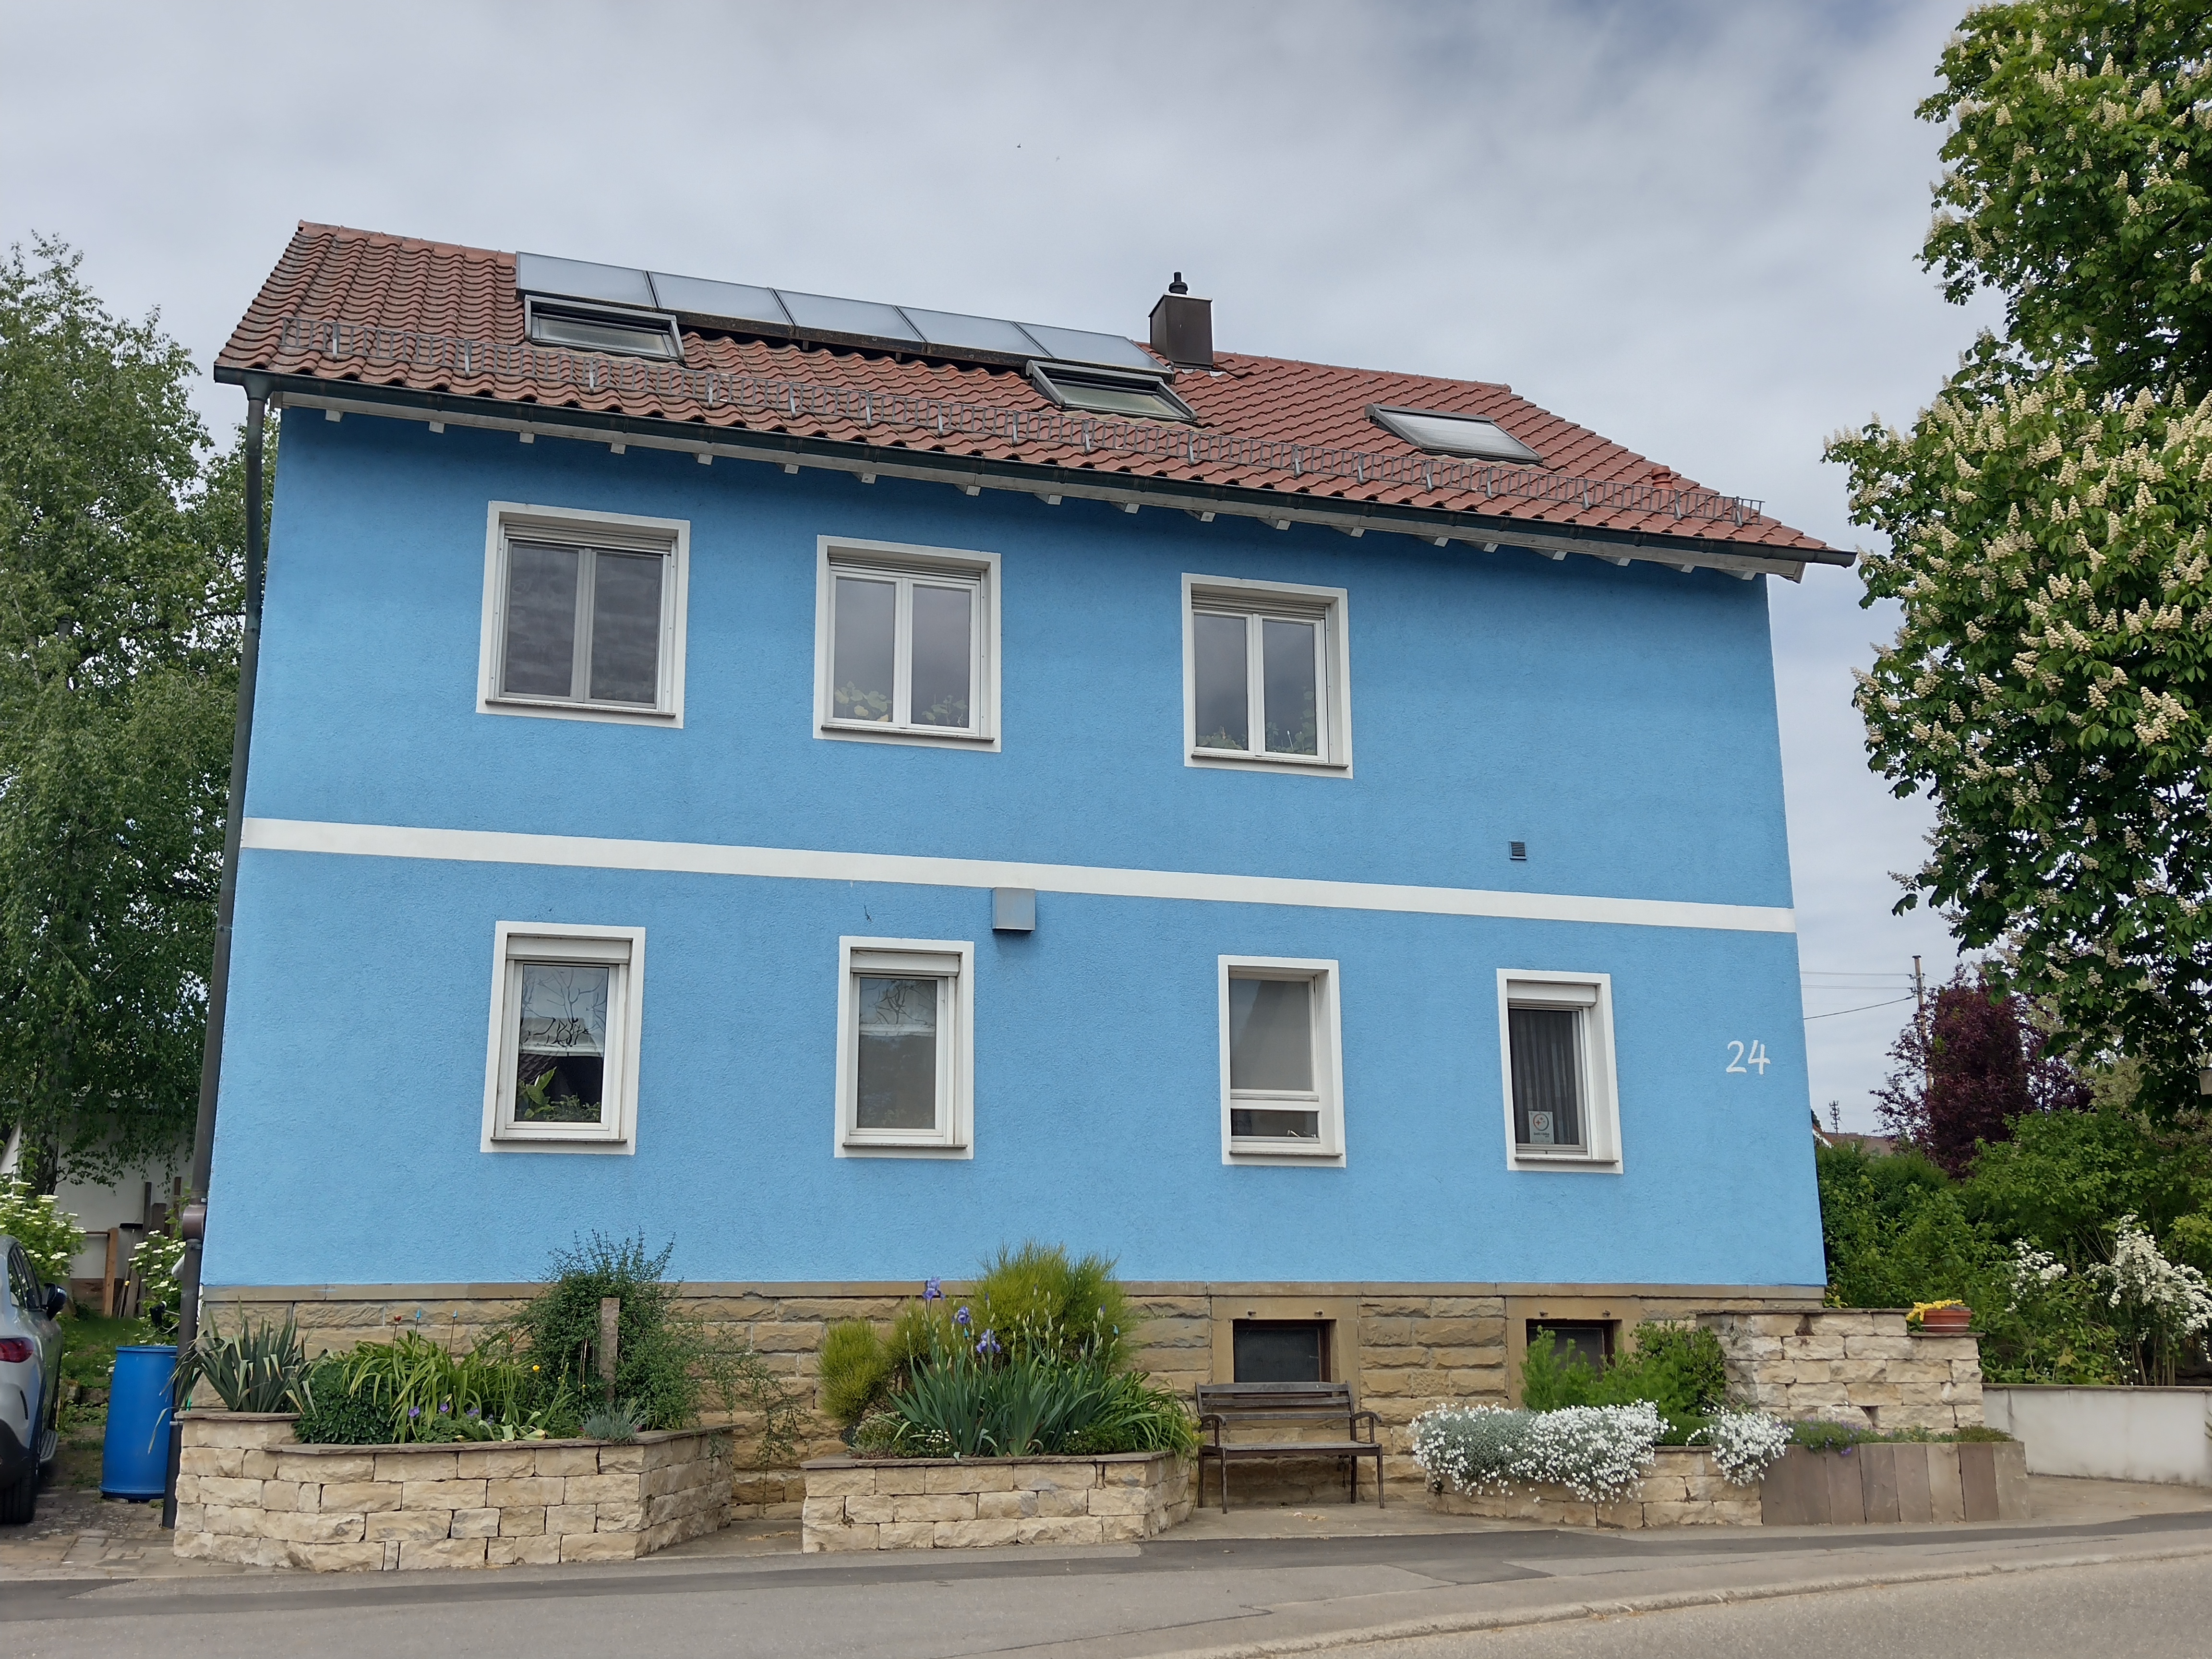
[[801, 1453, 1191, 1551], [1701, 1310, 1985, 1431], [171, 1413, 729, 1571], [1430, 1448, 1761, 1528], [202, 1282, 1827, 1512]]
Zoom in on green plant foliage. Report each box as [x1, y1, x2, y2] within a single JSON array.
[[580, 1401, 646, 1444], [818, 1319, 895, 1433], [1519, 1324, 1728, 1442], [971, 1241, 1132, 1369], [501, 1232, 800, 1465], [1787, 1418, 2014, 1451], [0, 240, 270, 1189], [337, 1330, 561, 1442], [0, 1176, 83, 1286], [292, 1358, 397, 1446], [1966, 1108, 2212, 1265], [176, 1315, 310, 1413]]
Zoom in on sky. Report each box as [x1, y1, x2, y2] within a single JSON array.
[[1, 0, 2001, 1128]]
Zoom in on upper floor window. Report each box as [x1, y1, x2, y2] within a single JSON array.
[[523, 296, 684, 361], [1497, 971, 1622, 1172], [1028, 361, 1195, 423], [815, 537, 1000, 750], [479, 504, 688, 726], [1183, 575, 1351, 774]]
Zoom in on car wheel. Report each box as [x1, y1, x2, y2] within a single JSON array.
[[0, 1467, 34, 1526]]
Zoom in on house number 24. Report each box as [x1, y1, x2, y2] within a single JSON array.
[[1726, 1041, 1771, 1075]]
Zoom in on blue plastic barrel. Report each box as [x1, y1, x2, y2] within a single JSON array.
[[102, 1345, 178, 1500]]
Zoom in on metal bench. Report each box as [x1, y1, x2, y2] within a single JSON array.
[[1194, 1382, 1384, 1512]]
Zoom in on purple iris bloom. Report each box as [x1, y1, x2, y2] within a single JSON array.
[[976, 1330, 1001, 1358], [923, 1279, 943, 1302], [955, 1306, 972, 1328], [409, 1407, 421, 1419]]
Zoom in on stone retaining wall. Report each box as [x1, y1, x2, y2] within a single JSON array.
[[800, 1453, 1192, 1551], [1429, 1448, 1761, 1529], [171, 1413, 729, 1571], [1701, 1310, 1985, 1431], [199, 1283, 1835, 1511]]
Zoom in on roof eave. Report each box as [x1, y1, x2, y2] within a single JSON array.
[[224, 369, 1851, 577]]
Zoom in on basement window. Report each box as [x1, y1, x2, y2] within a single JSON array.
[[1368, 404, 1542, 464], [1029, 361, 1194, 422], [525, 296, 684, 361]]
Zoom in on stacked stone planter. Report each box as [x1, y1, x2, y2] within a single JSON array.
[[172, 1413, 730, 1571], [1429, 1448, 1760, 1529], [1702, 1310, 1985, 1431], [801, 1452, 1192, 1551]]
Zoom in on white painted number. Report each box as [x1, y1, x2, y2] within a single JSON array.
[[1726, 1040, 1771, 1076]]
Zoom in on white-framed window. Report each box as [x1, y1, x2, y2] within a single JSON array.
[[478, 503, 689, 726], [1496, 971, 1622, 1172], [1182, 575, 1351, 774], [815, 537, 1000, 750], [481, 923, 645, 1154], [835, 937, 975, 1157], [1218, 956, 1345, 1166]]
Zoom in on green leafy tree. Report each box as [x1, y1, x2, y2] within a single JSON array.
[[1829, 5, 2212, 1109], [0, 239, 266, 1189]]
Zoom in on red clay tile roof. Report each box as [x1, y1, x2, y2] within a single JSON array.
[[217, 223, 1841, 562]]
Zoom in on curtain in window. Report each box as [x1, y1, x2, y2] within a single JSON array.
[[1509, 1006, 1582, 1147]]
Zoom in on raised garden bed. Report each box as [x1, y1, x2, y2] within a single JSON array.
[[1426, 1440, 2029, 1529], [171, 1412, 730, 1571], [801, 1452, 1192, 1551]]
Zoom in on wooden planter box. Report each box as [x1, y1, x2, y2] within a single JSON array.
[[171, 1412, 731, 1571], [1759, 1440, 2029, 1525], [801, 1452, 1193, 1551]]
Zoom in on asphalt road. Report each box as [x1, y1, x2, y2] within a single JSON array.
[[1366, 1552, 2212, 1659], [5, 1513, 2210, 1658]]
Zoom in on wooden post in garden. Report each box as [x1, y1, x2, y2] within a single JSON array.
[[598, 1297, 620, 1395]]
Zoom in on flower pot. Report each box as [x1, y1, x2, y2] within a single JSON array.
[[1915, 1305, 1972, 1333]]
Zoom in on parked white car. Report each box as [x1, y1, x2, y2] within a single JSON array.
[[1, 1235, 66, 1524]]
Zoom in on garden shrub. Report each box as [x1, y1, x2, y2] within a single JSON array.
[[819, 1319, 896, 1433], [1521, 1323, 1727, 1440], [293, 1358, 397, 1446], [0, 1177, 83, 1287]]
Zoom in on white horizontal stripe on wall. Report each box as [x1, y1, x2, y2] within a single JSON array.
[[240, 817, 1797, 935]]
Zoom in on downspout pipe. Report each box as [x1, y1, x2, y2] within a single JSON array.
[[163, 377, 271, 1527]]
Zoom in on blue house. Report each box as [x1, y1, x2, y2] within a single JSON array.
[[204, 224, 1847, 1442]]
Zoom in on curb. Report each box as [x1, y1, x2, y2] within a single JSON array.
[[1152, 1539, 2212, 1658]]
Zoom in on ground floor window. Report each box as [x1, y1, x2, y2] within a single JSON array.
[[481, 923, 644, 1153], [1527, 1319, 1615, 1374], [836, 938, 974, 1157], [1233, 1320, 1332, 1382]]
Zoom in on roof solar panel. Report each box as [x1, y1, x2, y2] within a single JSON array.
[[901, 308, 1046, 357], [514, 253, 657, 309], [777, 291, 925, 344], [1019, 324, 1160, 373], [648, 273, 790, 328]]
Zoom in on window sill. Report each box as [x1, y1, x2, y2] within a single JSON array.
[[1187, 749, 1350, 778], [485, 1132, 634, 1156], [481, 694, 680, 729], [1508, 1148, 1619, 1172], [1225, 1142, 1346, 1167], [837, 1138, 974, 1160], [817, 721, 999, 753]]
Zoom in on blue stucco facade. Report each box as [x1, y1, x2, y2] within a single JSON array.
[[204, 412, 1824, 1291]]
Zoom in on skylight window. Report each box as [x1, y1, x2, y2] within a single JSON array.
[[1029, 362, 1193, 423], [1367, 404, 1542, 465], [525, 297, 683, 361]]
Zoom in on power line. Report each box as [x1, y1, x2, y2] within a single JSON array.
[[1803, 995, 1916, 1022]]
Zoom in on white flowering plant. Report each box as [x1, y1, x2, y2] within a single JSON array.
[[0, 1177, 84, 1288], [2089, 1213, 2212, 1384], [1411, 1401, 1666, 1504], [1692, 1410, 1794, 1486]]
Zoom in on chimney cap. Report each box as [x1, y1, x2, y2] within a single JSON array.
[[1168, 272, 1189, 295]]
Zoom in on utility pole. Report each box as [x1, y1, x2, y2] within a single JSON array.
[[1913, 955, 1929, 1091]]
